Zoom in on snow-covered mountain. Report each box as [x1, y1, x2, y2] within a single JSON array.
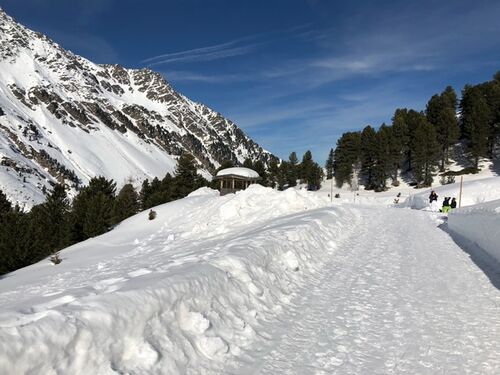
[[0, 8, 274, 207]]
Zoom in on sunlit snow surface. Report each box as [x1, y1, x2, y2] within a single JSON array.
[[1, 183, 500, 374]]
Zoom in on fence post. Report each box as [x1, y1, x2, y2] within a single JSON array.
[[458, 175, 463, 208]]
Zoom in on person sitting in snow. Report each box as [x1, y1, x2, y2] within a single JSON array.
[[441, 197, 451, 213], [450, 197, 457, 209]]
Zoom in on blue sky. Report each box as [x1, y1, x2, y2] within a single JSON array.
[[2, 0, 500, 163]]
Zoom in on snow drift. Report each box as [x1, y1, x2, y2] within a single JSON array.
[[448, 199, 500, 264], [0, 186, 357, 374]]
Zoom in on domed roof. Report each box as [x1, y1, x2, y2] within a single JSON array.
[[216, 167, 260, 178]]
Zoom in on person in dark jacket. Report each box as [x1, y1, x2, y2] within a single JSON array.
[[450, 197, 457, 209], [429, 191, 438, 203]]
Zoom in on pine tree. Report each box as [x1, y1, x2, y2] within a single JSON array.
[[42, 184, 71, 251], [390, 108, 409, 181], [0, 189, 11, 214], [299, 150, 323, 189], [426, 86, 459, 171], [140, 179, 152, 209], [242, 158, 254, 169], [253, 160, 268, 187], [325, 148, 334, 180], [411, 121, 440, 186], [479, 73, 500, 157], [460, 85, 491, 168], [0, 206, 29, 275], [373, 124, 394, 191], [71, 176, 116, 241], [360, 126, 378, 190], [172, 153, 207, 199], [333, 132, 361, 188], [299, 151, 313, 182], [112, 183, 140, 224], [267, 159, 279, 188], [287, 152, 299, 187], [277, 161, 289, 190]]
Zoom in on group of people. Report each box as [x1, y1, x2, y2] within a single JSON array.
[[429, 190, 457, 213]]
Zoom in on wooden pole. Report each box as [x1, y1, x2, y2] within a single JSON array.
[[458, 175, 463, 208], [330, 177, 333, 202]]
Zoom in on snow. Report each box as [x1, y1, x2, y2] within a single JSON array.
[[448, 199, 500, 264], [216, 167, 259, 178], [1, 183, 500, 374]]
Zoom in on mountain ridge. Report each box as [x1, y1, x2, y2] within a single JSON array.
[[0, 8, 275, 207]]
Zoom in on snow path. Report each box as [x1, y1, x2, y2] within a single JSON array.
[[241, 207, 500, 374]]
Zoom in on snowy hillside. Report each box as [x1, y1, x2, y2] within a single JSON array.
[[0, 8, 274, 208], [1, 183, 500, 374]]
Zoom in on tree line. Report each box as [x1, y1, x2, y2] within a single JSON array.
[[0, 153, 208, 275], [329, 72, 500, 190]]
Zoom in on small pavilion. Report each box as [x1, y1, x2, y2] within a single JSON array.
[[214, 167, 260, 195]]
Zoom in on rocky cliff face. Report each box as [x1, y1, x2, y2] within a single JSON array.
[[0, 8, 274, 207]]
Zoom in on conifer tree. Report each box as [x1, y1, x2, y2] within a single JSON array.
[[404, 110, 428, 171], [426, 86, 459, 171], [42, 184, 71, 251], [300, 150, 323, 189], [325, 148, 334, 180], [0, 189, 11, 214], [390, 108, 409, 181], [360, 126, 378, 190], [277, 161, 289, 190], [172, 153, 207, 199], [253, 160, 268, 186], [287, 152, 299, 187], [140, 179, 152, 210], [71, 176, 116, 241], [242, 158, 254, 169], [333, 132, 361, 188], [112, 183, 140, 224], [0, 206, 29, 275], [460, 85, 491, 168], [373, 124, 394, 190], [267, 159, 279, 188], [299, 151, 313, 182], [411, 121, 440, 186]]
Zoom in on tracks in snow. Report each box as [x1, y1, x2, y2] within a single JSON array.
[[242, 206, 500, 375]]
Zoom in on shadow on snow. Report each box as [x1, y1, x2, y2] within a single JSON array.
[[439, 222, 500, 291]]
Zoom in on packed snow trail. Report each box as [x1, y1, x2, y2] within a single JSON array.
[[238, 206, 500, 374]]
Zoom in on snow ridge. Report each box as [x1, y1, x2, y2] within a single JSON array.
[[0, 186, 356, 374]]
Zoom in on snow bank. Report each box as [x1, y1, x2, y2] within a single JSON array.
[[402, 176, 500, 210], [448, 199, 500, 263], [0, 185, 354, 374]]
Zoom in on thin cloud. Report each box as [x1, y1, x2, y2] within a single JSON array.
[[146, 44, 261, 66], [142, 23, 316, 67], [162, 70, 251, 83], [142, 33, 267, 67]]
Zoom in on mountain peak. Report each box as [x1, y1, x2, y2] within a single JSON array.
[[0, 8, 275, 208]]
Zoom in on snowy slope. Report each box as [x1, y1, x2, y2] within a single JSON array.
[[0, 186, 350, 374], [1, 185, 500, 374], [0, 8, 274, 208]]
